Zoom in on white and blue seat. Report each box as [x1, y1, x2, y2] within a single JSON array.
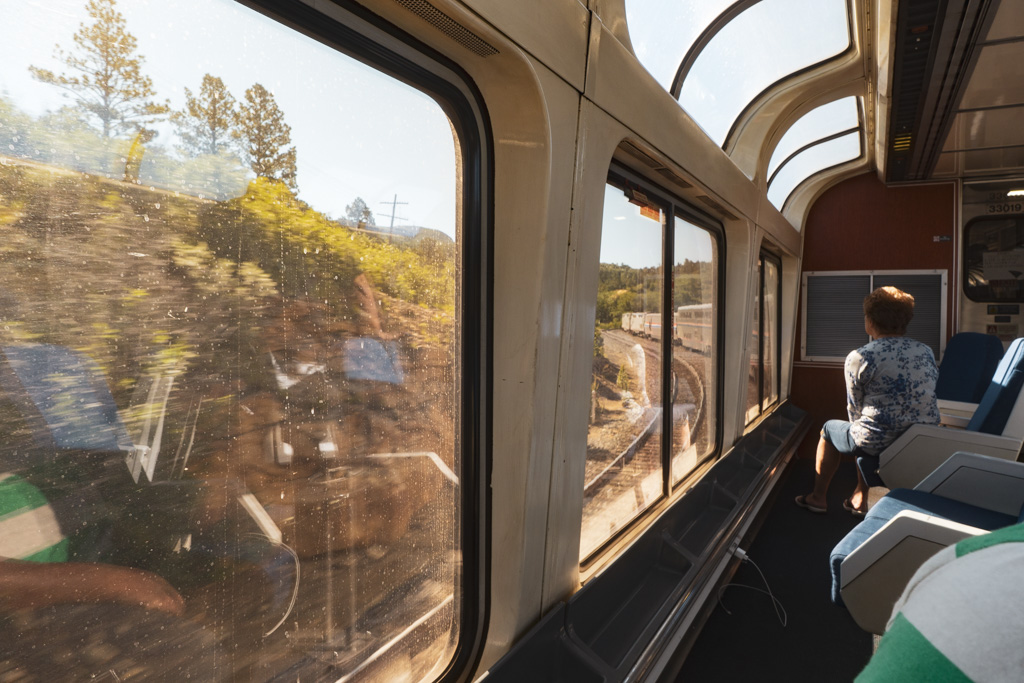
[[858, 337, 1024, 490], [831, 450, 1024, 634]]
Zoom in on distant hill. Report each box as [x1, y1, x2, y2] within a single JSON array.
[[349, 222, 454, 244]]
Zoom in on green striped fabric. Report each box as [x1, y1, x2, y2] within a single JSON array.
[[857, 614, 970, 682], [0, 472, 68, 562], [856, 522, 1024, 682]]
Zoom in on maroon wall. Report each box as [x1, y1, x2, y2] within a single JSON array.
[[792, 172, 956, 459]]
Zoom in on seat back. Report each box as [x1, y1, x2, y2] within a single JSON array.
[[967, 338, 1024, 435], [0, 344, 132, 454], [935, 332, 1005, 403]]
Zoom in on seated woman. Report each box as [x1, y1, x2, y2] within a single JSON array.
[[795, 286, 939, 515]]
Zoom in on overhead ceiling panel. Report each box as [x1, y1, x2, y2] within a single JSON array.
[[943, 107, 1024, 151], [985, 0, 1024, 41], [959, 43, 1024, 109], [883, 0, 1024, 182]]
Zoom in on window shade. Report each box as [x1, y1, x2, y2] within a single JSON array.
[[803, 271, 946, 361]]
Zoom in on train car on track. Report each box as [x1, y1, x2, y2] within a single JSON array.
[[2, 0, 1023, 681]]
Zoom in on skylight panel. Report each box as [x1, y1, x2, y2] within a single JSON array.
[[625, 0, 734, 92], [767, 97, 859, 178], [680, 0, 851, 146], [767, 131, 860, 210]]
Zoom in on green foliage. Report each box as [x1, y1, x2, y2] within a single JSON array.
[[28, 0, 169, 138], [173, 74, 238, 158], [593, 260, 711, 327], [236, 84, 296, 190], [616, 364, 630, 391], [673, 259, 714, 308], [200, 178, 454, 311], [594, 328, 604, 359]]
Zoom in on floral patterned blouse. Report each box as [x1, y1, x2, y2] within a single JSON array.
[[846, 336, 940, 454]]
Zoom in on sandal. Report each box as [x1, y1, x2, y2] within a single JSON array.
[[843, 498, 866, 517], [794, 495, 827, 514]]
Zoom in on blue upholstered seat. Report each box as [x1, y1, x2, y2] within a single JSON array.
[[935, 332, 1005, 403], [830, 488, 1023, 605], [965, 337, 1024, 434], [857, 337, 1024, 488]]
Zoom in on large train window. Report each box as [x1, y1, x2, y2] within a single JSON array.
[[745, 252, 781, 424], [767, 98, 863, 211], [964, 216, 1024, 302], [669, 0, 851, 146], [582, 171, 720, 561], [0, 0, 487, 680]]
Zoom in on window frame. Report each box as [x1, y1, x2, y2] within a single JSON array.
[[236, 1, 494, 678], [581, 164, 725, 566], [962, 214, 1024, 303], [746, 249, 782, 425]]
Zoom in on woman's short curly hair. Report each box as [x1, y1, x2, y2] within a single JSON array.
[[863, 286, 914, 335]]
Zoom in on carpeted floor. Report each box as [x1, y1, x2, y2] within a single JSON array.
[[677, 457, 874, 682]]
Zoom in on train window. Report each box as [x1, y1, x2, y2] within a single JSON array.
[[745, 253, 781, 424], [624, 0, 734, 93], [583, 172, 721, 560], [0, 0, 484, 680], [767, 131, 861, 210], [678, 0, 851, 146], [767, 97, 860, 179], [803, 271, 946, 362], [964, 217, 1024, 302], [583, 182, 665, 560], [670, 216, 718, 485]]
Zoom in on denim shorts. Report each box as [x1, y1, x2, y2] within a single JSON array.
[[820, 419, 860, 455]]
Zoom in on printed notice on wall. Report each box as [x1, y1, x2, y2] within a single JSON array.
[[982, 251, 1024, 280], [986, 323, 1019, 343]]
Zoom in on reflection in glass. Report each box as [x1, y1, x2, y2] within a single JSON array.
[[745, 254, 780, 424], [582, 183, 664, 560], [745, 258, 763, 424], [763, 258, 780, 410], [0, 1, 460, 680], [767, 97, 859, 178], [680, 0, 850, 146], [625, 0, 735, 92], [670, 217, 717, 485], [767, 131, 860, 210], [964, 217, 1024, 302]]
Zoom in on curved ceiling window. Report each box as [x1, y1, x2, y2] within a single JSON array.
[[679, 0, 851, 146], [625, 0, 735, 92], [767, 96, 859, 178], [767, 130, 861, 210]]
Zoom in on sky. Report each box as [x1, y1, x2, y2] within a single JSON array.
[[1, 0, 458, 238], [627, 0, 851, 146], [600, 183, 715, 270]]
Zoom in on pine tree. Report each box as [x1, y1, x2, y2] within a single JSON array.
[[29, 0, 168, 138], [172, 74, 237, 157], [345, 197, 375, 226], [236, 83, 297, 190]]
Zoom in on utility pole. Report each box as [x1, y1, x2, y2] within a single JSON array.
[[379, 194, 408, 243]]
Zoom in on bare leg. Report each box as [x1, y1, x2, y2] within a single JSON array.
[[803, 433, 840, 510], [848, 467, 869, 512]]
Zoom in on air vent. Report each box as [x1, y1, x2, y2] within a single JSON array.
[[393, 0, 498, 57], [696, 195, 737, 221], [619, 141, 693, 189]]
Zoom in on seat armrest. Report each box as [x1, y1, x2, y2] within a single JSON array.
[[877, 425, 1021, 490], [840, 511, 985, 634], [914, 451, 1024, 517], [937, 399, 978, 429]]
